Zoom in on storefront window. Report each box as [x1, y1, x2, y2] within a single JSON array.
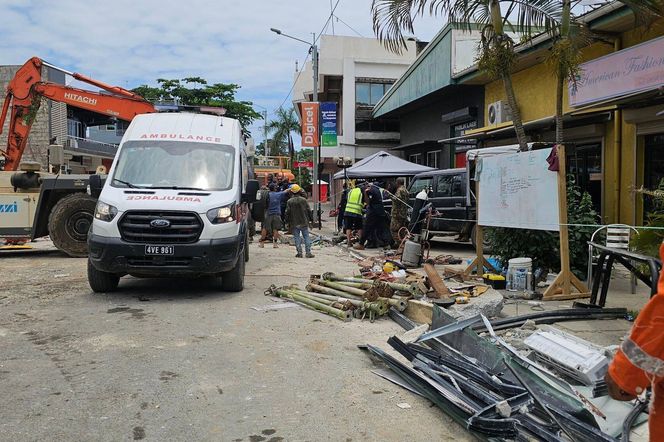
[[644, 134, 664, 215], [567, 144, 602, 215]]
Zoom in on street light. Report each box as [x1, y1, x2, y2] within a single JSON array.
[[270, 26, 321, 229], [334, 156, 353, 186], [253, 103, 269, 155]]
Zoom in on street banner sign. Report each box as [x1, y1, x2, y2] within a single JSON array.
[[321, 102, 338, 147], [294, 161, 314, 168], [301, 102, 319, 147]]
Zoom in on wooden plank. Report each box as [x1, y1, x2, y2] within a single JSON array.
[[424, 263, 450, 298], [544, 292, 591, 301], [556, 145, 572, 296], [404, 299, 433, 325]]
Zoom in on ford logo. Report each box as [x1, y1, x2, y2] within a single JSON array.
[[150, 219, 171, 228]]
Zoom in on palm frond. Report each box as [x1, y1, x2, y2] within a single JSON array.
[[372, 0, 452, 53], [507, 0, 562, 38]]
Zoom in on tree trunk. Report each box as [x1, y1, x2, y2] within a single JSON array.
[[556, 0, 572, 146], [501, 72, 529, 151], [490, 0, 528, 152]]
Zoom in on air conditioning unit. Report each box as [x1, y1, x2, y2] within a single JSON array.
[[487, 100, 511, 125]]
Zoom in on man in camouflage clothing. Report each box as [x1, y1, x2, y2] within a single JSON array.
[[390, 178, 409, 245]]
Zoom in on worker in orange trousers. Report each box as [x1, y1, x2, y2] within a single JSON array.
[[606, 242, 664, 441]]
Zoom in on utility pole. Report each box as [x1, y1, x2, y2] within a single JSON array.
[[270, 27, 322, 228], [311, 34, 322, 229]]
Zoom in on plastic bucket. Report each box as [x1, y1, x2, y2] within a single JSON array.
[[507, 257, 532, 291]]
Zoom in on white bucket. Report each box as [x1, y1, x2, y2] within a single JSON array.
[[507, 258, 532, 291]]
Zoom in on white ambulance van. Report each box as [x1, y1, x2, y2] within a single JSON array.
[[87, 112, 259, 293]]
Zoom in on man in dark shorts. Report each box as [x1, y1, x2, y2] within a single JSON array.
[[343, 181, 365, 248], [259, 184, 289, 248]]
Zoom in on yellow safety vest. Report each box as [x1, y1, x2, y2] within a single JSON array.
[[345, 187, 363, 215]]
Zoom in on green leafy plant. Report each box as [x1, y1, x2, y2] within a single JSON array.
[[22, 96, 42, 125], [486, 175, 598, 279], [631, 178, 664, 261]]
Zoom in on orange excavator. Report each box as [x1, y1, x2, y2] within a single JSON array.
[[0, 56, 157, 256], [0, 56, 156, 171]]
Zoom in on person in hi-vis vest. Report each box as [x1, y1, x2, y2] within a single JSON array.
[[606, 241, 664, 441]]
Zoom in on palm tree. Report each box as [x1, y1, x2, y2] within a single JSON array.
[[372, 0, 561, 151], [266, 107, 300, 157]]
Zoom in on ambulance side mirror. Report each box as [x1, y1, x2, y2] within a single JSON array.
[[243, 179, 259, 203]]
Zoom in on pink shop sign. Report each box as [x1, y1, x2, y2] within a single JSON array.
[[569, 35, 664, 107]]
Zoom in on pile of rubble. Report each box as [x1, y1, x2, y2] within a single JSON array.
[[365, 305, 647, 441]]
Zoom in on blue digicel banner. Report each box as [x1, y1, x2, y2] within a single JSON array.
[[320, 102, 337, 147]]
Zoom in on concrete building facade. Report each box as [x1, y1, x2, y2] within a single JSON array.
[[292, 35, 418, 165]]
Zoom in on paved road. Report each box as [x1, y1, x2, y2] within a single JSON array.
[[0, 238, 472, 442]]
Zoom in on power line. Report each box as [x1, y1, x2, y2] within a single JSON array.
[[333, 14, 364, 38], [274, 0, 342, 111], [276, 51, 311, 111]]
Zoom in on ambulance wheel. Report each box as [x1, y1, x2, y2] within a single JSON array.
[[87, 259, 119, 293], [221, 251, 245, 292], [49, 193, 97, 257]]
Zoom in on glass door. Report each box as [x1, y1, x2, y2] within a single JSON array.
[[567, 143, 602, 215], [644, 134, 664, 216]]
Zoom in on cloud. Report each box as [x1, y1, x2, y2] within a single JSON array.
[[0, 0, 445, 139]]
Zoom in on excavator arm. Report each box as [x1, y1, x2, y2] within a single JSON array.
[[0, 56, 156, 171]]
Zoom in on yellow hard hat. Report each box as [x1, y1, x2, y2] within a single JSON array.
[[290, 184, 302, 193]]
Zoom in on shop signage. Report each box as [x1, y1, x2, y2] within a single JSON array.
[[301, 102, 320, 147], [452, 120, 478, 153], [293, 161, 313, 168], [320, 102, 338, 147], [570, 36, 664, 107]]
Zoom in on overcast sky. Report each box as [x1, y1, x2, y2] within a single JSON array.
[[0, 0, 446, 143]]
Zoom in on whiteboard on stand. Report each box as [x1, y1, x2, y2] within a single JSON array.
[[477, 148, 560, 231]]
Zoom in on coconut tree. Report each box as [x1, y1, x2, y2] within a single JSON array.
[[372, 0, 561, 151], [266, 107, 300, 157]]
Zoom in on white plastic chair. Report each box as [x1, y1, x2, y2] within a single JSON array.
[[587, 224, 638, 294]]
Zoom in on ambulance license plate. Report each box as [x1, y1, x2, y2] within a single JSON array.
[[145, 245, 174, 255]]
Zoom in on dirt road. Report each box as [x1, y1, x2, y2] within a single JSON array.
[[0, 239, 470, 441]]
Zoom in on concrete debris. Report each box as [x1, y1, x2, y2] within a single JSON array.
[[495, 400, 512, 418], [399, 324, 429, 344], [521, 319, 537, 330]]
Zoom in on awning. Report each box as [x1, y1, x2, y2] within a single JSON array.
[[390, 140, 440, 151], [438, 111, 612, 144]]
